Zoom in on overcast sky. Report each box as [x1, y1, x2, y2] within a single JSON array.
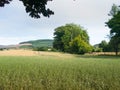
[[0, 0, 120, 45]]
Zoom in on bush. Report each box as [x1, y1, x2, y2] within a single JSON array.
[[93, 47, 103, 52], [69, 35, 92, 54], [0, 48, 4, 51], [33, 47, 49, 51], [50, 48, 58, 52]]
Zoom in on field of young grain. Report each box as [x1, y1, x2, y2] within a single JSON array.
[[0, 50, 120, 90]]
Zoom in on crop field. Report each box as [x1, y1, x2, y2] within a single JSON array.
[[0, 50, 120, 90]]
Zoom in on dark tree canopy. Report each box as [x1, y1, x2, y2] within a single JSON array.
[[99, 40, 110, 52], [106, 4, 120, 55], [107, 11, 120, 37], [108, 4, 120, 16], [0, 0, 11, 6], [109, 36, 120, 55], [106, 4, 120, 37], [0, 0, 54, 18]]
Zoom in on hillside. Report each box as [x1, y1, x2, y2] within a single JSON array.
[[0, 45, 17, 49], [20, 39, 53, 48]]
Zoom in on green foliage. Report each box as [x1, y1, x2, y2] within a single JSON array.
[[33, 47, 51, 51], [0, 0, 54, 18], [69, 35, 92, 54], [0, 56, 120, 89], [53, 23, 91, 54], [106, 4, 120, 55], [93, 44, 102, 52], [20, 39, 53, 48], [0, 48, 4, 51], [106, 11, 120, 36], [99, 40, 110, 52], [0, 0, 11, 6], [50, 48, 58, 52], [33, 47, 47, 51], [109, 37, 120, 55], [93, 47, 103, 52], [20, 45, 33, 49], [108, 4, 120, 16], [53, 26, 65, 51]]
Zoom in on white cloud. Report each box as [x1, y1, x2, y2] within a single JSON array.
[[0, 37, 24, 45]]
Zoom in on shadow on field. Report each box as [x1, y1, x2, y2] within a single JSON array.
[[74, 54, 120, 59]]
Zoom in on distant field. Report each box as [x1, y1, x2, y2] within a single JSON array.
[[0, 49, 73, 58], [0, 50, 120, 90]]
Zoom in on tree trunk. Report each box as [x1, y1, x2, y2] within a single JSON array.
[[115, 51, 118, 56], [115, 48, 118, 56]]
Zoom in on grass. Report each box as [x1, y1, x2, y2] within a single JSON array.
[[0, 51, 120, 90]]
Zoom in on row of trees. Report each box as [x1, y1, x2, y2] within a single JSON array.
[[94, 40, 116, 52], [53, 24, 92, 54]]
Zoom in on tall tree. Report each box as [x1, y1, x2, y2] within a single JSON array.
[[53, 23, 91, 54], [0, 0, 54, 18], [108, 4, 120, 16], [106, 4, 120, 55], [53, 26, 65, 51]]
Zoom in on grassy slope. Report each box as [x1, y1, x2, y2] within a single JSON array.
[[20, 39, 53, 48], [0, 55, 120, 90]]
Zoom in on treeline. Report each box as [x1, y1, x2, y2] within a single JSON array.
[[93, 40, 119, 53]]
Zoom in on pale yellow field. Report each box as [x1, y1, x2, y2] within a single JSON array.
[[0, 49, 36, 56], [0, 49, 119, 57], [0, 49, 74, 58]]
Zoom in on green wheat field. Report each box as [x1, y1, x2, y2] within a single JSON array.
[[0, 51, 120, 90]]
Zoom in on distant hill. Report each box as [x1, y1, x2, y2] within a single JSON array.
[[0, 45, 7, 49], [20, 39, 53, 48], [0, 45, 18, 49], [0, 39, 53, 50]]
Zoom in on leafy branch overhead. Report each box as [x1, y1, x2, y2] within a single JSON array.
[[0, 0, 54, 18]]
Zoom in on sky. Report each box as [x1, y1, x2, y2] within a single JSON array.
[[0, 0, 120, 45]]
